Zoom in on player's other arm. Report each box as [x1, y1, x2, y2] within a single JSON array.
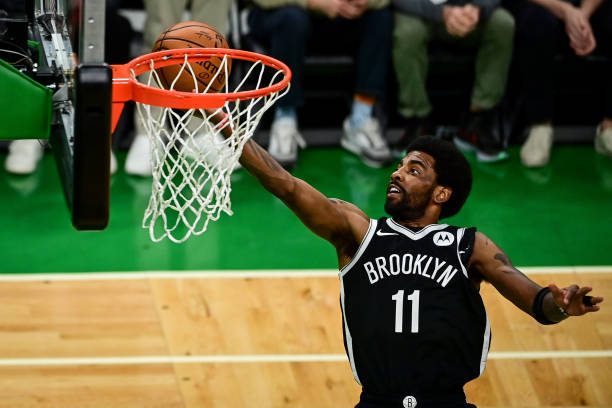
[[468, 232, 603, 323]]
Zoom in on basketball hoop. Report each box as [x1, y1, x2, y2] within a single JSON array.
[[111, 48, 291, 243]]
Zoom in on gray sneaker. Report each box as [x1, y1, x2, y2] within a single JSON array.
[[341, 117, 392, 168], [268, 117, 306, 169]]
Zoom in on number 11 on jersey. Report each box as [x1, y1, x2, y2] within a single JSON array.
[[391, 289, 420, 333]]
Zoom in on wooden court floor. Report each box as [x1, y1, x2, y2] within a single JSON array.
[[0, 269, 609, 408]]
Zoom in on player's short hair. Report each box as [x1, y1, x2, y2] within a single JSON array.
[[406, 136, 472, 219]]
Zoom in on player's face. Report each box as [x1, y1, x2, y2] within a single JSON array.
[[384, 151, 438, 221]]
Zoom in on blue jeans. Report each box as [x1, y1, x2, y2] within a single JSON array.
[[248, 5, 393, 109]]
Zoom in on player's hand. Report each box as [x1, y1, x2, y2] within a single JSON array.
[[549, 283, 603, 316], [563, 5, 596, 56], [338, 0, 368, 19], [442, 5, 479, 37], [307, 0, 344, 18]]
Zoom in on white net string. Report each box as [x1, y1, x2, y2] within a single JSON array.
[[131, 53, 289, 243]]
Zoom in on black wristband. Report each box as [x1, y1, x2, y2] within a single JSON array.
[[532, 287, 556, 325]]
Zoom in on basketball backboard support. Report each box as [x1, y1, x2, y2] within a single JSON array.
[[29, 0, 112, 229]]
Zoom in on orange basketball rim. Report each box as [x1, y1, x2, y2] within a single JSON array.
[[110, 48, 292, 132]]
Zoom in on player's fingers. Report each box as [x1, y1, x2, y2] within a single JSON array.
[[549, 283, 571, 308], [563, 284, 579, 305], [572, 286, 592, 304], [582, 295, 603, 313], [548, 283, 563, 297], [583, 295, 603, 306]]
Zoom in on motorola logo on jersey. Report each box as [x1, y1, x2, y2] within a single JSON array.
[[433, 231, 454, 246]]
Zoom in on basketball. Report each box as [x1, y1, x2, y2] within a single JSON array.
[[152, 21, 232, 93]]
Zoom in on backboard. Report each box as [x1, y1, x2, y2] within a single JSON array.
[[47, 0, 112, 229], [1, 0, 111, 229]]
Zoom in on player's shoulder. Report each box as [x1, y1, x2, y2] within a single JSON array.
[[473, 230, 497, 249], [468, 230, 505, 269], [328, 198, 369, 222]]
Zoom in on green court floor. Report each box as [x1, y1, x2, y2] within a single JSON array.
[[1, 144, 611, 273]]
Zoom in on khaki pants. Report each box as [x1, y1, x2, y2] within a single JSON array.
[[135, 0, 232, 137], [143, 0, 232, 48], [392, 8, 515, 119]]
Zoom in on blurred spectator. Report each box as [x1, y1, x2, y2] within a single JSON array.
[[392, 0, 514, 162], [504, 0, 612, 167], [125, 0, 232, 176], [248, 0, 394, 169], [2, 0, 43, 174], [4, 140, 45, 175]]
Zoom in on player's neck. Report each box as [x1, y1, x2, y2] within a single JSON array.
[[392, 207, 441, 228], [392, 216, 440, 228]]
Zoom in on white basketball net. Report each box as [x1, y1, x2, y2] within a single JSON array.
[[132, 53, 288, 243]]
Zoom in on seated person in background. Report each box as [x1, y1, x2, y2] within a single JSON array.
[[504, 0, 612, 167], [392, 0, 515, 163], [125, 0, 232, 176], [248, 0, 394, 169]]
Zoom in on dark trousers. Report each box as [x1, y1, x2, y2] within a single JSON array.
[[504, 0, 612, 123], [248, 5, 393, 109]]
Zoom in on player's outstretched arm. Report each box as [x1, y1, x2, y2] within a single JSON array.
[[468, 232, 603, 323], [209, 110, 370, 259], [239, 138, 369, 257]]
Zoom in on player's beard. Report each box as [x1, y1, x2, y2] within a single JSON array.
[[384, 185, 435, 222]]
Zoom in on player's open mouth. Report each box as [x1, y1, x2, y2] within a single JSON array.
[[387, 183, 402, 197]]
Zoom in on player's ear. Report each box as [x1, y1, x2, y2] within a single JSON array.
[[433, 185, 452, 205]]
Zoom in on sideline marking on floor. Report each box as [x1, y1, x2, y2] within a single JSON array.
[[0, 350, 609, 366], [0, 267, 611, 281]]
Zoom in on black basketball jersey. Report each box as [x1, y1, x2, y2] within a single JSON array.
[[339, 217, 490, 406]]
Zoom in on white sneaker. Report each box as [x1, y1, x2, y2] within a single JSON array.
[[5, 140, 44, 175], [125, 134, 152, 176], [595, 124, 612, 157], [520, 125, 554, 167], [182, 132, 241, 169], [110, 151, 118, 175], [268, 117, 306, 169], [341, 117, 392, 168]]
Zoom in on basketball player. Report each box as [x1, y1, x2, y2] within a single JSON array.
[[213, 111, 603, 407]]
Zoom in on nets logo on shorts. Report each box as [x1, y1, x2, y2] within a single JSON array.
[[403, 395, 417, 407], [433, 231, 454, 246]]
